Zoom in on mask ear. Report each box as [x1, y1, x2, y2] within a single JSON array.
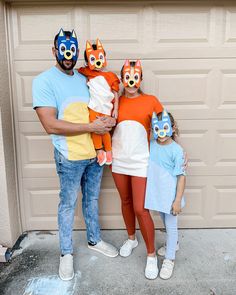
[[71, 30, 77, 39], [124, 59, 130, 67], [135, 59, 141, 68], [58, 28, 64, 37], [96, 38, 103, 50], [152, 112, 158, 121], [86, 41, 93, 53]]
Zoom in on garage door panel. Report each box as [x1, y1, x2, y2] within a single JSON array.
[[14, 59, 236, 122], [154, 6, 214, 46], [19, 122, 56, 177], [10, 5, 75, 61], [10, 4, 236, 61], [22, 174, 236, 230], [179, 120, 236, 176], [210, 176, 236, 227], [18, 120, 236, 178], [224, 7, 236, 47], [22, 178, 123, 230]]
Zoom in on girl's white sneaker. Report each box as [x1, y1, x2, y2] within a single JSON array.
[[119, 238, 138, 257], [145, 256, 158, 280], [157, 242, 179, 257], [159, 259, 175, 280]]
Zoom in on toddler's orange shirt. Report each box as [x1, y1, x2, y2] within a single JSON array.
[[78, 66, 120, 92]]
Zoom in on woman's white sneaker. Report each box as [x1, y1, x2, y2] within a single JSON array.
[[119, 238, 138, 257], [59, 254, 74, 281], [160, 259, 174, 280], [157, 242, 179, 257], [145, 256, 158, 280]]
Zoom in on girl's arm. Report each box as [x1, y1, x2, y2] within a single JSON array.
[[111, 90, 119, 119], [172, 175, 186, 215]]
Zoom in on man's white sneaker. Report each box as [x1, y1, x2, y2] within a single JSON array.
[[145, 256, 158, 280], [160, 259, 175, 280], [88, 240, 118, 257], [157, 242, 179, 257], [59, 254, 74, 281], [119, 238, 138, 257]]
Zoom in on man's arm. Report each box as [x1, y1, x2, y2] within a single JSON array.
[[36, 107, 115, 136]]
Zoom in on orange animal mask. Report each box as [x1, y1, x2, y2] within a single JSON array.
[[122, 60, 142, 88], [86, 39, 107, 70]]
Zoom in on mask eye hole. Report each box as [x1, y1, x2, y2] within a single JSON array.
[[154, 126, 159, 132], [134, 73, 139, 81], [125, 73, 130, 82], [163, 123, 170, 132], [70, 44, 76, 55], [59, 43, 66, 55], [99, 53, 104, 60], [89, 55, 96, 65]]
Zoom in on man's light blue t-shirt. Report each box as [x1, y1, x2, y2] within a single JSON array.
[[145, 140, 186, 214], [32, 66, 96, 160]]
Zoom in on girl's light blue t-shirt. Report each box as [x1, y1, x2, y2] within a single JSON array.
[[145, 140, 186, 214]]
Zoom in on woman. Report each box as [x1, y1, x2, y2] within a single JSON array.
[[111, 59, 163, 279]]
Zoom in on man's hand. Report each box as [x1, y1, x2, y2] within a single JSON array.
[[99, 116, 116, 126], [171, 200, 182, 216], [90, 116, 115, 135]]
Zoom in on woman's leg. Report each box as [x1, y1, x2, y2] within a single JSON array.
[[131, 176, 155, 255], [164, 213, 178, 260], [112, 172, 136, 237]]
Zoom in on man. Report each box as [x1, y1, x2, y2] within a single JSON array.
[[32, 29, 118, 281]]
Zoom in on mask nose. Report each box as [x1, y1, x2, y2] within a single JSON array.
[[128, 80, 135, 87], [158, 130, 166, 138], [95, 60, 103, 68], [64, 50, 73, 60]]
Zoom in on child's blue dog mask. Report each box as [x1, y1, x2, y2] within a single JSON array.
[[152, 110, 173, 139]]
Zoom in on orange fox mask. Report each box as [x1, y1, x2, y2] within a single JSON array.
[[86, 39, 107, 70], [122, 60, 142, 88]]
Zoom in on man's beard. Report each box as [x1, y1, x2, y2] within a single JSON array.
[[56, 54, 77, 71]]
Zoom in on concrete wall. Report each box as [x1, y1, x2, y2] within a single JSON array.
[[0, 0, 21, 247]]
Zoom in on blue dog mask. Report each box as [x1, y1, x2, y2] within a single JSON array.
[[152, 110, 173, 139], [56, 28, 78, 61]]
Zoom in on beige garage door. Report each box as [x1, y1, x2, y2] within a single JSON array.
[[7, 1, 236, 231]]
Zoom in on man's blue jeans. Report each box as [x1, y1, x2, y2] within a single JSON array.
[[54, 148, 103, 255]]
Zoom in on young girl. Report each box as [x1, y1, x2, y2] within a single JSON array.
[[145, 110, 186, 280], [78, 39, 120, 166]]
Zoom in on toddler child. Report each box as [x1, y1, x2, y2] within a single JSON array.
[[78, 39, 120, 165]]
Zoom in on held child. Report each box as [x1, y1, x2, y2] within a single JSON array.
[[145, 110, 186, 280], [78, 39, 120, 166]]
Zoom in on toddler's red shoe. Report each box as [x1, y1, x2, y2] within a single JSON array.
[[97, 150, 106, 166], [105, 151, 112, 165]]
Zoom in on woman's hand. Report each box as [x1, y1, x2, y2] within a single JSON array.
[[183, 151, 188, 170], [171, 200, 182, 216], [112, 108, 118, 119]]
